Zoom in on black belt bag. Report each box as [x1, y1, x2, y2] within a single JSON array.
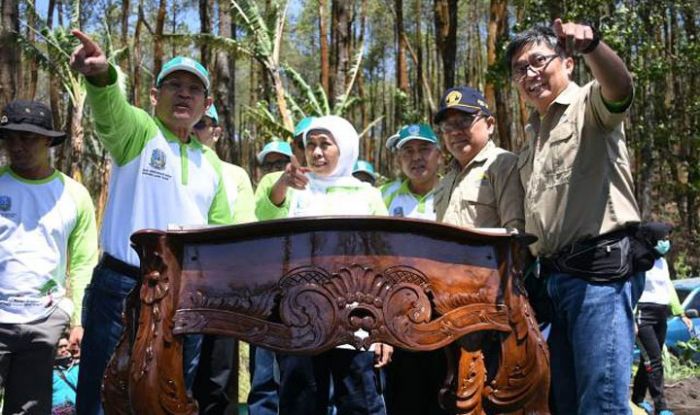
[[541, 230, 632, 282]]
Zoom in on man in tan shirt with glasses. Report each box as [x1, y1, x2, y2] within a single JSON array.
[[433, 86, 524, 231], [506, 19, 641, 414]]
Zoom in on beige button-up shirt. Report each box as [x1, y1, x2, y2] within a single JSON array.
[[435, 140, 524, 230], [518, 80, 641, 257]]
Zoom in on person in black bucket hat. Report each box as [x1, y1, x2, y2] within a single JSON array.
[[1, 100, 67, 147], [0, 99, 97, 414]]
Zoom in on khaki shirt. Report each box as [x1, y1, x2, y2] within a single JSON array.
[[435, 140, 524, 230], [518, 81, 640, 257]]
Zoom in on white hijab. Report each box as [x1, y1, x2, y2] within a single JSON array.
[[302, 115, 362, 189], [289, 115, 367, 217]]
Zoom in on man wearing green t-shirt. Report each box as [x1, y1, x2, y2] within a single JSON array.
[[0, 100, 98, 414], [70, 30, 233, 414]]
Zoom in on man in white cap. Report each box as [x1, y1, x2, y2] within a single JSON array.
[[257, 140, 293, 180], [70, 30, 232, 414], [352, 160, 378, 185], [381, 123, 442, 220], [0, 100, 98, 414], [381, 123, 446, 415]]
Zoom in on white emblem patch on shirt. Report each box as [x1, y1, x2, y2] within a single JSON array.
[[142, 148, 173, 181]]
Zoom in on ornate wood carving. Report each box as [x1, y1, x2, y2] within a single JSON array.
[[102, 217, 550, 415]]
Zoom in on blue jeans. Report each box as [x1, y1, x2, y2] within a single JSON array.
[[247, 346, 280, 415], [277, 349, 386, 415], [546, 272, 639, 414], [76, 262, 201, 415]]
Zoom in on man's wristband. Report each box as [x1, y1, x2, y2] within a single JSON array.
[[581, 24, 601, 54]]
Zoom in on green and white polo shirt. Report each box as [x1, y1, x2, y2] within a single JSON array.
[[221, 162, 256, 224], [0, 167, 98, 325], [380, 179, 436, 220], [86, 66, 232, 267], [255, 171, 388, 220]]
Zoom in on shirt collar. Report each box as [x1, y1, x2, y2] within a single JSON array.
[[552, 81, 580, 107], [527, 81, 580, 134], [155, 117, 199, 146], [398, 178, 435, 199]]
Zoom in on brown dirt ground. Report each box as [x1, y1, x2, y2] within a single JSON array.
[[635, 376, 700, 415], [666, 376, 700, 415]]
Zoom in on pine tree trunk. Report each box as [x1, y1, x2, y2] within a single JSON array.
[[395, 0, 409, 93], [120, 0, 131, 102], [433, 0, 457, 89], [199, 0, 211, 66], [215, 0, 236, 163], [133, 2, 144, 107], [319, 0, 330, 100], [485, 0, 511, 150], [153, 0, 167, 77], [0, 0, 20, 108]]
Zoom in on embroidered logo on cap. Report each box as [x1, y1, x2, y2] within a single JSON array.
[[408, 125, 420, 135], [445, 91, 462, 106]]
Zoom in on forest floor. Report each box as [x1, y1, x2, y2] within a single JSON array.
[[631, 375, 700, 415]]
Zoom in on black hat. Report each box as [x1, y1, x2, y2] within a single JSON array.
[[0, 100, 66, 146], [433, 86, 492, 124]]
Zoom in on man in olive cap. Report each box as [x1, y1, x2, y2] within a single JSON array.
[[0, 100, 98, 414], [70, 30, 232, 414]]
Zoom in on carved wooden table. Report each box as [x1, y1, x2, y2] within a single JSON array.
[[102, 217, 550, 414]]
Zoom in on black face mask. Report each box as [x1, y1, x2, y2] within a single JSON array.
[[54, 355, 72, 369]]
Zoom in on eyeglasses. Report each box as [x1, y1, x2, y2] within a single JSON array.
[[437, 113, 482, 134], [159, 80, 207, 97], [511, 53, 559, 81], [261, 159, 290, 172], [193, 119, 215, 130]]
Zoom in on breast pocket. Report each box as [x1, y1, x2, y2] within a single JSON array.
[[543, 122, 577, 187], [459, 180, 496, 224]]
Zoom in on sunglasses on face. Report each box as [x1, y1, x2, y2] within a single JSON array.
[[193, 120, 216, 130]]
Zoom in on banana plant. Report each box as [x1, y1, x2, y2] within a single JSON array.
[[166, 0, 380, 144]]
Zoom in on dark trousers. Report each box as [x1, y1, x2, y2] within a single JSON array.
[[0, 307, 70, 415], [632, 303, 669, 411], [247, 346, 279, 415], [277, 349, 386, 415], [193, 335, 237, 414], [385, 349, 448, 415]]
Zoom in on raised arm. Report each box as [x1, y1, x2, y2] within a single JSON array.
[[70, 29, 111, 86], [553, 19, 633, 104], [70, 30, 157, 165]]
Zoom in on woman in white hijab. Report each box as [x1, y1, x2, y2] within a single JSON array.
[[255, 115, 391, 415], [257, 115, 387, 218]]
